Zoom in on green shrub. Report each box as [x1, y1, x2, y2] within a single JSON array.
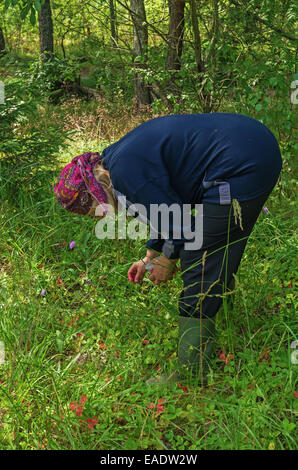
[[0, 78, 69, 204]]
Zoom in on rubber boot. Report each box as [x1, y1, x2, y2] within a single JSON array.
[[146, 315, 216, 387], [178, 315, 216, 385]]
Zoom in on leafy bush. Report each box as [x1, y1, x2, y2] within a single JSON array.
[[25, 56, 82, 102], [0, 77, 69, 203]]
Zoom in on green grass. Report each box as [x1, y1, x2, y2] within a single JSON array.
[[0, 83, 297, 450]]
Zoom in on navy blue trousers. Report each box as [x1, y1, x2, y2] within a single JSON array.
[[178, 190, 272, 319]]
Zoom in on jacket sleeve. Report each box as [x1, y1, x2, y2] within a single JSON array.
[[133, 174, 194, 260], [145, 237, 165, 253]]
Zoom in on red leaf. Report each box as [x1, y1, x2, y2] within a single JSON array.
[[69, 401, 78, 411], [75, 406, 84, 417], [147, 403, 155, 409], [84, 417, 98, 430], [177, 382, 188, 393], [80, 394, 87, 405]]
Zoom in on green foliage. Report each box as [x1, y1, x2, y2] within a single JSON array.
[[26, 56, 82, 97], [89, 48, 133, 101], [0, 76, 69, 203], [4, 0, 40, 26], [0, 171, 296, 449]]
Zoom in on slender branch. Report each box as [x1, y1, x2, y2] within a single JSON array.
[[253, 13, 298, 41], [206, 0, 219, 67], [189, 0, 203, 73], [230, 0, 298, 41], [115, 0, 169, 44]]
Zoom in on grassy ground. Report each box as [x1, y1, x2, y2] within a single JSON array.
[[0, 69, 297, 449]]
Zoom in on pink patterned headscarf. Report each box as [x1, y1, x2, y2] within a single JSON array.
[[53, 152, 108, 215]]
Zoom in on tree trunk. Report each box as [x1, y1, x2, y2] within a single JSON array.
[[206, 0, 219, 69], [38, 0, 54, 62], [189, 0, 203, 74], [0, 26, 6, 56], [189, 0, 213, 112], [166, 0, 185, 72], [109, 0, 118, 45], [130, 0, 152, 108]]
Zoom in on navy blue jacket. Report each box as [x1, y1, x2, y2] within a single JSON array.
[[101, 113, 282, 259]]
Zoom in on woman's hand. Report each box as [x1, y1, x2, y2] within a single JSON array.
[[128, 249, 160, 284], [127, 259, 148, 284], [149, 255, 178, 286], [127, 251, 178, 285]]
